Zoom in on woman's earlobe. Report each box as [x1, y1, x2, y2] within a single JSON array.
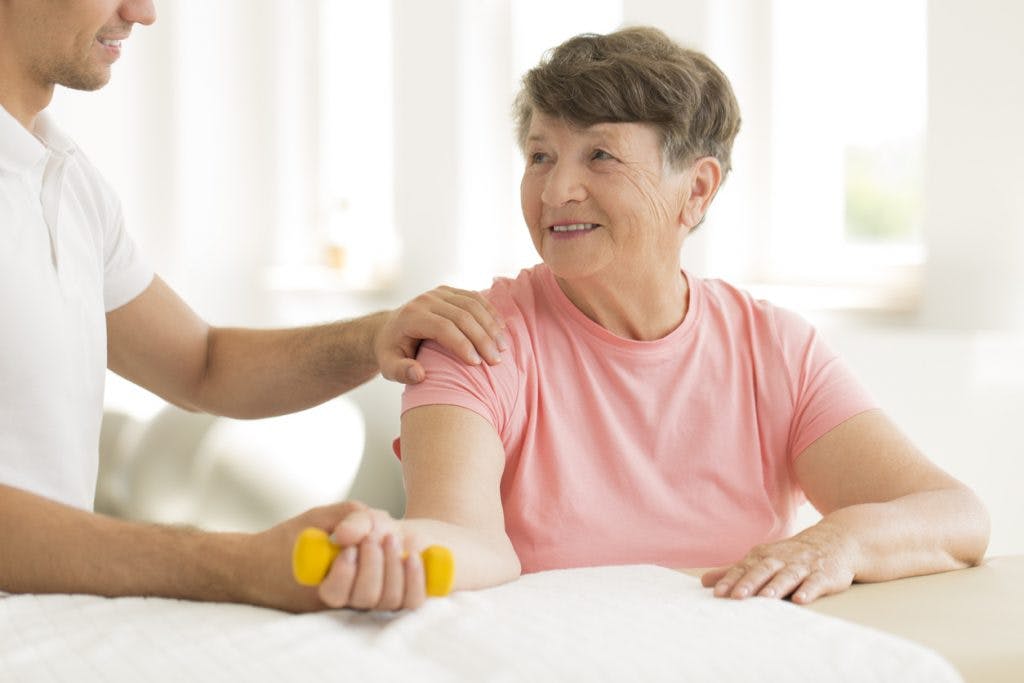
[[681, 207, 706, 230]]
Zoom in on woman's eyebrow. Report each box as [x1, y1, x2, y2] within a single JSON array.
[[582, 125, 628, 146]]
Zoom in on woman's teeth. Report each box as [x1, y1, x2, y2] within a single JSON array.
[[552, 223, 597, 232]]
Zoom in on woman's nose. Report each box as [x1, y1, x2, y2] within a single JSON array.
[[541, 163, 587, 206]]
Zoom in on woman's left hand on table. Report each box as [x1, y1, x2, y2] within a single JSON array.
[[700, 521, 859, 604]]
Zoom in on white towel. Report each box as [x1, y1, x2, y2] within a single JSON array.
[[0, 564, 961, 682]]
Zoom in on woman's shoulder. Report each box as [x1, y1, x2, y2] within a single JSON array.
[[694, 275, 771, 314], [693, 275, 815, 338], [483, 264, 550, 321]]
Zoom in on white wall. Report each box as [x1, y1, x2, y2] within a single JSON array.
[[920, 0, 1024, 331]]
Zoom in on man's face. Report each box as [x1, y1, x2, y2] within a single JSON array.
[[10, 0, 156, 92]]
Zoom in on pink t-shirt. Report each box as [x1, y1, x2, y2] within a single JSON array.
[[400, 265, 876, 572]]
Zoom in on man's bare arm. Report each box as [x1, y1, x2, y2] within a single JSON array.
[[0, 482, 363, 612], [106, 277, 506, 418]]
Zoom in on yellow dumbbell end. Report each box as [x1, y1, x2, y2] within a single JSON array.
[[421, 545, 455, 597], [291, 527, 455, 597], [292, 528, 340, 586]]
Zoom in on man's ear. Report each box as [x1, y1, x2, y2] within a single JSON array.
[[679, 157, 723, 229]]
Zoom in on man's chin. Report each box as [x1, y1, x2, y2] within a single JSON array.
[[54, 65, 112, 92]]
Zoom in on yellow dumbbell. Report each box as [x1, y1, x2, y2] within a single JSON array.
[[291, 527, 455, 597]]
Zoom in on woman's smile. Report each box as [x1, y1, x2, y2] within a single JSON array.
[[549, 222, 600, 238]]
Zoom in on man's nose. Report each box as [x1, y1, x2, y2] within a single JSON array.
[[121, 0, 157, 27]]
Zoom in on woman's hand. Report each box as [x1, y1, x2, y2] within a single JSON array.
[[318, 507, 428, 611], [375, 286, 508, 384], [700, 520, 859, 604]]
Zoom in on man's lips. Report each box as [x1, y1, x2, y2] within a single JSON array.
[[96, 33, 129, 48]]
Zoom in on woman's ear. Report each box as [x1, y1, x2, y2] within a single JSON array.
[[679, 157, 723, 229]]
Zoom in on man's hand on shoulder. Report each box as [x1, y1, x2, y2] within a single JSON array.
[[375, 286, 507, 384]]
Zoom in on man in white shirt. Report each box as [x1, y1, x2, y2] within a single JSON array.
[[0, 0, 506, 612]]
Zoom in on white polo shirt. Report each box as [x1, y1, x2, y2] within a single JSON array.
[[0, 105, 152, 510]]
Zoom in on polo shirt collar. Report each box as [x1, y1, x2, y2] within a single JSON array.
[[34, 110, 77, 156], [0, 104, 76, 173]]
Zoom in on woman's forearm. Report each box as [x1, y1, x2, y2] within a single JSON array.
[[824, 486, 989, 583], [702, 484, 990, 603], [399, 517, 521, 591]]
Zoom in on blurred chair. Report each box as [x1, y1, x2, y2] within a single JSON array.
[[101, 396, 364, 532]]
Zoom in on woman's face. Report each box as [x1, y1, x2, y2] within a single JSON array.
[[520, 113, 691, 284]]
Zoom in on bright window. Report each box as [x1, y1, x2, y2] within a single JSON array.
[[764, 0, 926, 301], [316, 0, 398, 290]]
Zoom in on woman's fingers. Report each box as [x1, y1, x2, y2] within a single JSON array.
[[402, 550, 427, 610], [348, 534, 386, 609], [791, 567, 853, 604], [704, 529, 856, 603], [319, 545, 358, 608], [757, 564, 812, 599], [320, 508, 429, 611], [377, 534, 406, 611], [723, 556, 786, 598]]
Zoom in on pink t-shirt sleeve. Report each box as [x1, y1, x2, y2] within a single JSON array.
[[770, 306, 878, 460], [400, 340, 519, 438]]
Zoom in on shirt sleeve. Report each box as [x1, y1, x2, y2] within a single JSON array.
[[770, 306, 879, 460], [102, 199, 154, 312], [72, 147, 153, 312], [400, 339, 520, 437]]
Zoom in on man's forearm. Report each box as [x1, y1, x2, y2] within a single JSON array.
[[194, 312, 388, 419], [824, 487, 989, 583], [0, 484, 248, 601]]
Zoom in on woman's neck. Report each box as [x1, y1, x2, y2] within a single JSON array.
[[553, 264, 689, 341]]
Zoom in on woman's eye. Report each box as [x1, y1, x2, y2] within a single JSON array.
[[529, 152, 549, 164], [592, 149, 615, 161]]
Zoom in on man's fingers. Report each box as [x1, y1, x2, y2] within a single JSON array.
[[378, 357, 425, 385], [428, 308, 495, 364], [443, 291, 508, 351], [379, 287, 508, 377], [380, 307, 503, 381], [437, 287, 506, 336]]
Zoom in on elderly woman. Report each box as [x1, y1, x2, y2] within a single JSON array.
[[315, 26, 989, 611]]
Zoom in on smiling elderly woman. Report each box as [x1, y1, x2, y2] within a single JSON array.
[[314, 26, 989, 612]]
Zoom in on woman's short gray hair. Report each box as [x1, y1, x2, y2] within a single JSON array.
[[514, 26, 742, 175]]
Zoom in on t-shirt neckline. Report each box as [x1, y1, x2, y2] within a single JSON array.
[[535, 264, 703, 357]]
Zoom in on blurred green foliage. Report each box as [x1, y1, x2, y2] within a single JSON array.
[[844, 141, 924, 243]]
